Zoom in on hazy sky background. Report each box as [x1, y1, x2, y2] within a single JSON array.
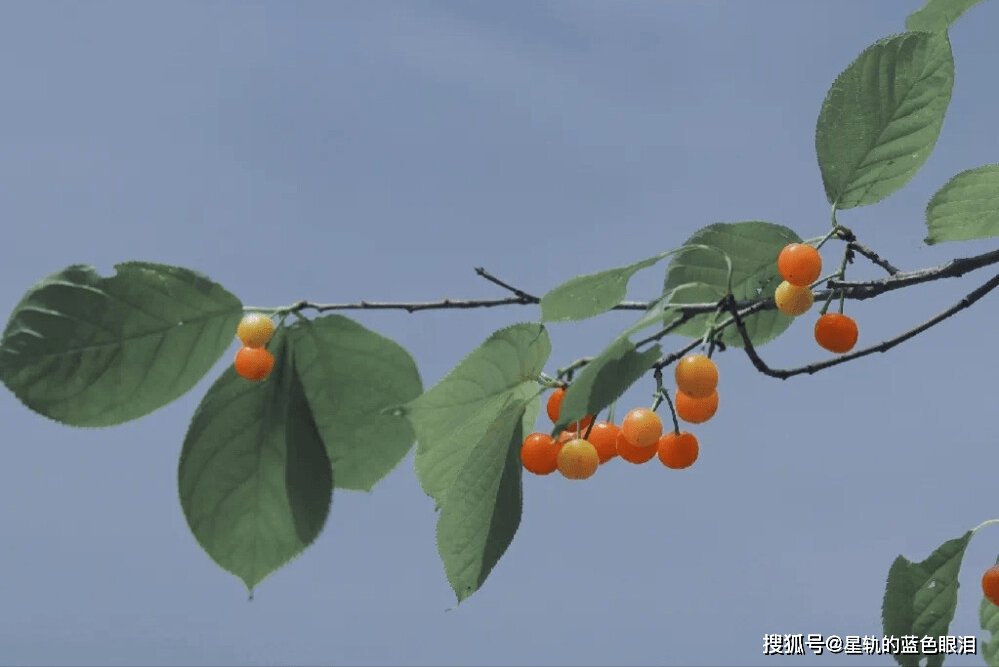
[[2, 2, 998, 665]]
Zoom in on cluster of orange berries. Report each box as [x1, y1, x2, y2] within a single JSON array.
[[521, 354, 721, 480], [774, 242, 858, 354], [233, 313, 276, 381]]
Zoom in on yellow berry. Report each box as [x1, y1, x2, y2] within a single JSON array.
[[237, 313, 276, 348], [774, 280, 814, 316], [557, 438, 600, 480]]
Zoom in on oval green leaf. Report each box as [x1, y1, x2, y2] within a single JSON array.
[[178, 331, 333, 594], [816, 31, 954, 210], [288, 315, 422, 491], [881, 531, 972, 667], [398, 323, 549, 509], [436, 396, 533, 603], [0, 262, 242, 427], [661, 222, 799, 348], [924, 164, 999, 245], [540, 252, 670, 322]]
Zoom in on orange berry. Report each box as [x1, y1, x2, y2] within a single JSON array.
[[984, 565, 999, 606], [545, 387, 594, 430], [616, 430, 658, 464], [777, 243, 822, 287], [236, 313, 276, 348], [658, 431, 699, 469], [621, 408, 663, 448], [586, 421, 621, 463], [774, 280, 814, 316], [234, 346, 275, 381], [814, 312, 859, 354], [546, 388, 565, 422], [557, 438, 600, 480], [675, 389, 719, 424], [521, 432, 560, 475], [674, 354, 718, 399]]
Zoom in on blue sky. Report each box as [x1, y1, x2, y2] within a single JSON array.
[[2, 1, 998, 665]]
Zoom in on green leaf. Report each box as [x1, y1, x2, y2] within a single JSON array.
[[661, 222, 799, 348], [906, 0, 988, 32], [881, 531, 972, 667], [816, 31, 954, 210], [924, 164, 999, 245], [178, 330, 333, 593], [288, 315, 422, 491], [399, 323, 549, 508], [981, 554, 999, 667], [554, 337, 661, 435], [436, 395, 530, 603], [0, 262, 242, 427], [540, 252, 671, 322]]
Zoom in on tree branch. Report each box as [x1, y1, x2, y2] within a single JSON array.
[[723, 272, 999, 379], [279, 245, 999, 318]]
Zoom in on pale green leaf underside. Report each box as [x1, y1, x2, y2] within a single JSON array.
[[661, 222, 799, 349], [906, 0, 988, 32], [289, 315, 422, 491], [0, 262, 242, 426], [178, 332, 333, 593], [816, 31, 954, 210], [540, 252, 670, 322], [881, 531, 972, 667], [924, 164, 999, 245], [437, 396, 529, 603], [402, 323, 550, 508]]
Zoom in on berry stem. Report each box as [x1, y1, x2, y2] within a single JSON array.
[[657, 386, 681, 435], [241, 306, 281, 315], [835, 246, 852, 314], [814, 225, 841, 251], [651, 368, 679, 434]]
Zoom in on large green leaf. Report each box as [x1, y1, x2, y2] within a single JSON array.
[[540, 252, 671, 322], [882, 531, 972, 667], [0, 262, 242, 427], [982, 554, 999, 667], [555, 338, 661, 436], [178, 330, 333, 593], [924, 164, 999, 245], [906, 0, 989, 32], [398, 323, 549, 508], [436, 396, 533, 603], [288, 315, 422, 491], [661, 222, 798, 348], [816, 31, 954, 210]]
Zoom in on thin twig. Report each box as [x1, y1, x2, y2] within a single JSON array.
[[474, 267, 539, 301], [283, 294, 757, 315], [846, 241, 900, 275], [633, 310, 699, 348]]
